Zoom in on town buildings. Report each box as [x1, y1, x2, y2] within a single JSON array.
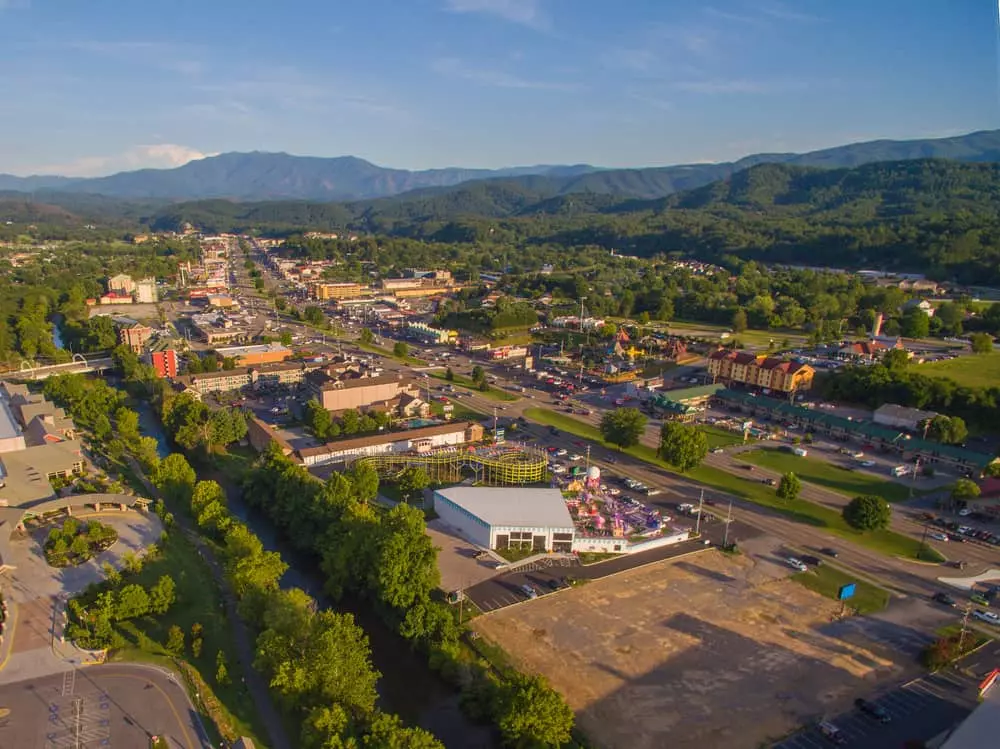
[[312, 282, 367, 300], [873, 404, 938, 432], [118, 323, 153, 353], [306, 371, 420, 414], [134, 278, 158, 304], [107, 273, 135, 296], [296, 421, 484, 468], [214, 343, 292, 367], [147, 349, 179, 378], [707, 350, 815, 393]]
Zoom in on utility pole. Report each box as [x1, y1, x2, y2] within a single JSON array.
[[959, 602, 973, 652], [695, 489, 705, 536], [585, 444, 591, 473], [910, 456, 921, 499], [723, 499, 734, 548]]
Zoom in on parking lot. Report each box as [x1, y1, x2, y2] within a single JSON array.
[[473, 548, 905, 749], [774, 670, 977, 749]]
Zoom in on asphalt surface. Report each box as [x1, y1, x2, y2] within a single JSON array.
[[465, 516, 759, 613], [772, 669, 978, 749], [0, 663, 211, 749]]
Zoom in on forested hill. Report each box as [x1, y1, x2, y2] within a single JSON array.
[[10, 159, 1000, 283]]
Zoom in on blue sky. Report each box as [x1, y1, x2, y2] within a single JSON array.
[[0, 0, 996, 176]]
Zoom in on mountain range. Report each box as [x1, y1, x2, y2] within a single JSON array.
[[2, 129, 1000, 202]]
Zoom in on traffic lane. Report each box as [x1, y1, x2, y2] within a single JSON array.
[[773, 671, 976, 749]]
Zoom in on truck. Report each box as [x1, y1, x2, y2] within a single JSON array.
[[792, 447, 808, 457], [891, 465, 911, 477]]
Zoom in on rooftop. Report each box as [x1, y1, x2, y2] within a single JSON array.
[[874, 403, 938, 422], [939, 681, 1000, 749], [297, 421, 475, 458], [0, 440, 83, 505], [214, 343, 291, 357], [434, 486, 575, 530], [0, 399, 21, 441]]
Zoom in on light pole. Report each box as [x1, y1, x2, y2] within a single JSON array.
[[695, 489, 705, 536], [723, 499, 734, 548]]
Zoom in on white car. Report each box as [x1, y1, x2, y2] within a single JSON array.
[[786, 557, 808, 572], [711, 447, 724, 454], [568, 454, 584, 462], [859, 460, 876, 468], [606, 487, 621, 496], [550, 465, 567, 474], [929, 532, 948, 542], [958, 508, 973, 517], [973, 610, 1000, 625], [555, 448, 568, 457]]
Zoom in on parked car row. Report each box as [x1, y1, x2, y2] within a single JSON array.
[[928, 516, 1000, 546]]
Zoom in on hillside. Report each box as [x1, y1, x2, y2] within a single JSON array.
[[1, 129, 999, 201]]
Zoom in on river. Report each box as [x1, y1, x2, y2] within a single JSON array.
[[131, 396, 494, 748]]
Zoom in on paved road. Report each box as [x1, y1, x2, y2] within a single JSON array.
[[772, 669, 977, 749], [0, 663, 211, 749]]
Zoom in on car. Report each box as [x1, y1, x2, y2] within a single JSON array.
[[711, 447, 724, 454], [973, 609, 1000, 625], [606, 487, 621, 496], [786, 557, 808, 572], [762, 478, 777, 486], [550, 465, 567, 474], [929, 532, 949, 542], [546, 446, 559, 453], [932, 592, 957, 607], [742, 464, 756, 471], [520, 584, 538, 600], [859, 460, 876, 467], [568, 454, 584, 462], [854, 698, 891, 723], [605, 456, 618, 464], [817, 721, 846, 745], [555, 448, 568, 456], [546, 578, 567, 591], [958, 508, 973, 516], [970, 592, 990, 606], [643, 487, 661, 496], [800, 555, 822, 567]]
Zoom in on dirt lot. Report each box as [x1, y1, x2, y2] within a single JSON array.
[[473, 550, 908, 749]]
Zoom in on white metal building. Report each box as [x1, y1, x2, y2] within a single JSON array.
[[432, 487, 575, 552], [873, 403, 938, 432]]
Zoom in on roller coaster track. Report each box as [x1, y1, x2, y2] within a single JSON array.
[[353, 442, 549, 486]]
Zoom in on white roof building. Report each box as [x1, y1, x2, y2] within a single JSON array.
[[431, 486, 575, 553]]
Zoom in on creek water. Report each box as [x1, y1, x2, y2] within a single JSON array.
[[131, 397, 494, 748]]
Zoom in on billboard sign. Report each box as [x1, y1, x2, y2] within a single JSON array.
[[837, 583, 857, 601]]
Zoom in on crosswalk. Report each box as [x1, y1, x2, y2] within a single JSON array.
[[773, 671, 975, 749]]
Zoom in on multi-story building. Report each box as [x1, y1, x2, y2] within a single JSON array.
[[306, 371, 419, 413], [147, 349, 179, 378], [174, 361, 321, 395], [118, 323, 153, 353], [707, 350, 815, 393], [312, 282, 366, 300], [107, 273, 135, 295], [406, 322, 457, 345], [296, 421, 485, 467], [134, 278, 158, 304], [214, 343, 292, 367]]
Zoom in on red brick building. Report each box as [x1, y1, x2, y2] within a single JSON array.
[[149, 349, 179, 378]]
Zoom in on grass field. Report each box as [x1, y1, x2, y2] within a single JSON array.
[[429, 372, 518, 401], [915, 351, 1000, 389], [357, 341, 427, 366], [741, 448, 914, 503], [791, 565, 890, 614], [113, 532, 266, 746], [523, 407, 942, 562], [430, 400, 485, 421], [701, 425, 747, 450]]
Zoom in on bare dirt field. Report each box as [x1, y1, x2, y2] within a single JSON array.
[[472, 550, 909, 749]]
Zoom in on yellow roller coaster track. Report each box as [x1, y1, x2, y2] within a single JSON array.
[[352, 442, 548, 486]]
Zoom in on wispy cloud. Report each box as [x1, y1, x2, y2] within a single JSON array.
[[755, 1, 826, 23], [444, 0, 545, 28], [31, 144, 215, 177], [431, 57, 581, 90], [703, 6, 768, 26], [673, 77, 806, 94], [626, 90, 673, 111]]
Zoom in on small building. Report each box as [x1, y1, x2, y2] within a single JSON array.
[[307, 371, 419, 414], [873, 404, 938, 432], [107, 273, 135, 295], [134, 278, 158, 304], [431, 486, 575, 553], [900, 298, 935, 316], [206, 294, 235, 309], [296, 421, 484, 467], [146, 349, 179, 378], [118, 323, 153, 353], [214, 343, 292, 367], [487, 345, 528, 361]]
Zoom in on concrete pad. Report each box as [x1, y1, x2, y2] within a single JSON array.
[[426, 520, 501, 593], [938, 569, 1000, 590]]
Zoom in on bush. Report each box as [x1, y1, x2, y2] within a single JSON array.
[[843, 495, 892, 531]]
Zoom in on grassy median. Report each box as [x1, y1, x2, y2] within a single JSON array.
[[791, 565, 890, 614], [429, 372, 519, 402], [740, 448, 917, 503], [524, 407, 942, 562]]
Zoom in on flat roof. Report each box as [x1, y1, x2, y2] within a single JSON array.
[[214, 343, 291, 357], [298, 421, 474, 457], [0, 399, 21, 440], [434, 487, 574, 530], [940, 682, 1000, 748]]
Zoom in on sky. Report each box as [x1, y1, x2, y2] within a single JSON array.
[[0, 0, 997, 176]]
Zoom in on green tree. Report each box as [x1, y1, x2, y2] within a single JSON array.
[[396, 466, 430, 503], [215, 650, 230, 685], [69, 534, 90, 560], [134, 436, 161, 471], [279, 330, 293, 346], [936, 302, 965, 336], [306, 399, 334, 440], [115, 584, 151, 620], [470, 365, 485, 384], [392, 341, 408, 358], [843, 495, 892, 531], [369, 504, 440, 611], [900, 307, 930, 338], [776, 472, 801, 501], [882, 348, 909, 371], [445, 367, 455, 382], [359, 328, 375, 345], [600, 407, 647, 450], [304, 306, 326, 327], [984, 462, 1000, 478], [166, 624, 186, 655], [658, 421, 709, 472], [925, 415, 968, 445], [363, 713, 444, 748], [191, 480, 227, 514], [951, 478, 981, 505], [151, 453, 197, 505], [494, 673, 574, 748], [191, 637, 203, 659], [970, 332, 994, 354], [149, 575, 177, 615], [731, 308, 748, 333], [114, 406, 140, 444]]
